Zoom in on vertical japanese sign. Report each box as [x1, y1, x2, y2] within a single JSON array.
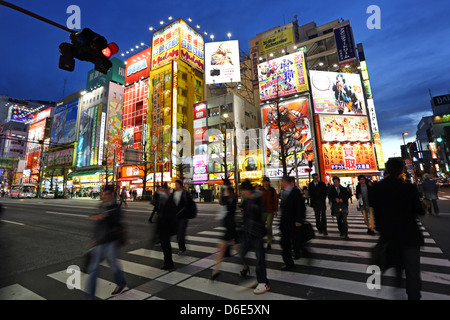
[[333, 22, 357, 64]]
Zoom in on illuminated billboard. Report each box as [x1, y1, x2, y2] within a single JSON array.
[[258, 51, 309, 101], [151, 19, 204, 72], [125, 47, 151, 85], [319, 115, 370, 142], [262, 97, 314, 176], [321, 142, 377, 173], [205, 40, 241, 84], [193, 154, 208, 182], [310, 70, 366, 115], [8, 105, 33, 123], [258, 28, 295, 55], [76, 105, 101, 167], [51, 99, 79, 145]]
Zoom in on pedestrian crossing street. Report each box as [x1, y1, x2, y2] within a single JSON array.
[[1, 208, 450, 300]]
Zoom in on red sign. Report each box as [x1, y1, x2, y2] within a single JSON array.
[[121, 165, 145, 178], [125, 47, 152, 85]]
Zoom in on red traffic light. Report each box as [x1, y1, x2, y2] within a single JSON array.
[[102, 42, 119, 58]]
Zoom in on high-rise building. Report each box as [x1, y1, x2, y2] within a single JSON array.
[[147, 19, 205, 186]]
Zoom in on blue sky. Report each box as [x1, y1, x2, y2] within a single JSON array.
[[1, 0, 449, 160]]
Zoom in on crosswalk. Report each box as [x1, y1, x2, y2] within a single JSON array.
[[1, 208, 450, 300]]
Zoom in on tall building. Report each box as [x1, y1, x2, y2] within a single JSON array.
[[68, 58, 125, 195], [147, 19, 205, 186]]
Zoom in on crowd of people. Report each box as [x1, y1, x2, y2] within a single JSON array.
[[84, 158, 439, 300]]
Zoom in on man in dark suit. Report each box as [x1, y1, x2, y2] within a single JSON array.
[[279, 176, 306, 270], [327, 176, 350, 239], [372, 158, 425, 300], [308, 173, 328, 235]]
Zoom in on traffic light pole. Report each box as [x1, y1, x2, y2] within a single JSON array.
[[0, 1, 74, 33]]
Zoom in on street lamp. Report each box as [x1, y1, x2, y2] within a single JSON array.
[[402, 132, 409, 159]]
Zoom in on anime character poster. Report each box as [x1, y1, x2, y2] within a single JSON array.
[[76, 106, 99, 167], [107, 101, 123, 162], [310, 70, 366, 115], [258, 52, 309, 102], [262, 97, 314, 171], [51, 99, 78, 145], [205, 40, 241, 84]]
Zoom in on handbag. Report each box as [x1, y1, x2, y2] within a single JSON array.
[[356, 198, 365, 211], [297, 221, 315, 243]]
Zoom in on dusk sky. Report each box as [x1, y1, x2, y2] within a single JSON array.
[[1, 0, 449, 160]]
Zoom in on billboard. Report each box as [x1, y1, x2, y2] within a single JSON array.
[[125, 47, 152, 85], [86, 58, 125, 90], [193, 154, 208, 182], [8, 106, 33, 123], [51, 99, 78, 145], [321, 142, 377, 172], [123, 127, 135, 147], [76, 105, 101, 167], [107, 101, 123, 162], [151, 19, 204, 72], [258, 51, 309, 102], [310, 70, 366, 115], [47, 148, 74, 166], [205, 40, 241, 84], [319, 115, 370, 142], [258, 28, 295, 55], [262, 97, 314, 175], [333, 22, 357, 64]]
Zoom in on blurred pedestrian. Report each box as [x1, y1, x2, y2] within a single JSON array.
[[328, 176, 350, 239], [372, 158, 425, 300], [308, 173, 328, 235], [166, 180, 195, 256], [346, 184, 353, 203], [119, 188, 127, 207], [210, 184, 237, 280], [156, 183, 174, 269], [279, 176, 306, 268], [148, 185, 161, 223], [261, 176, 278, 251], [420, 173, 440, 216], [85, 185, 127, 300], [356, 175, 376, 235], [239, 179, 270, 294]]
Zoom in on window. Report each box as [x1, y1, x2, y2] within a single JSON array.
[[208, 107, 220, 117]]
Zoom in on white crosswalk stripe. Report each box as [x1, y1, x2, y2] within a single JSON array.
[[1, 209, 449, 300]]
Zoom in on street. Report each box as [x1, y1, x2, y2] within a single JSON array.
[[0, 191, 449, 301]]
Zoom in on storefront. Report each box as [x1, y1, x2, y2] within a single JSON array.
[[69, 169, 113, 197]]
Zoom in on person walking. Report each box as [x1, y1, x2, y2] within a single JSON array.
[[356, 175, 376, 235], [119, 188, 127, 207], [167, 180, 195, 255], [327, 176, 351, 239], [372, 158, 426, 300], [239, 179, 270, 294], [261, 176, 278, 251], [279, 176, 306, 269], [85, 185, 127, 300], [157, 183, 175, 269], [308, 173, 328, 235], [420, 173, 440, 216], [210, 184, 237, 280]]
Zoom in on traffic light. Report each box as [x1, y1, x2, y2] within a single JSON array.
[[58, 28, 118, 74], [436, 137, 443, 143]]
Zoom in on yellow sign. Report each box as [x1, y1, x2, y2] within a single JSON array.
[[258, 29, 294, 55], [240, 171, 263, 180]]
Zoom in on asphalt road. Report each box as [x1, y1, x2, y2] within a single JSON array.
[[0, 197, 220, 281]]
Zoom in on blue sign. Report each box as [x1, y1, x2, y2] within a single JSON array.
[[334, 23, 357, 64], [51, 99, 79, 145]]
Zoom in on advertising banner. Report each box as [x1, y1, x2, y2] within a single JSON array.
[[27, 120, 46, 150], [9, 106, 33, 123], [261, 97, 314, 173], [152, 20, 180, 70], [310, 70, 366, 115], [321, 142, 377, 172], [76, 105, 100, 167], [51, 99, 79, 145], [193, 154, 208, 182], [258, 51, 308, 102], [107, 101, 123, 163], [48, 148, 74, 166], [121, 165, 144, 178], [205, 40, 241, 84], [319, 115, 370, 142], [258, 28, 294, 55], [179, 20, 204, 72], [125, 47, 151, 85], [333, 22, 357, 64], [123, 127, 135, 147]]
